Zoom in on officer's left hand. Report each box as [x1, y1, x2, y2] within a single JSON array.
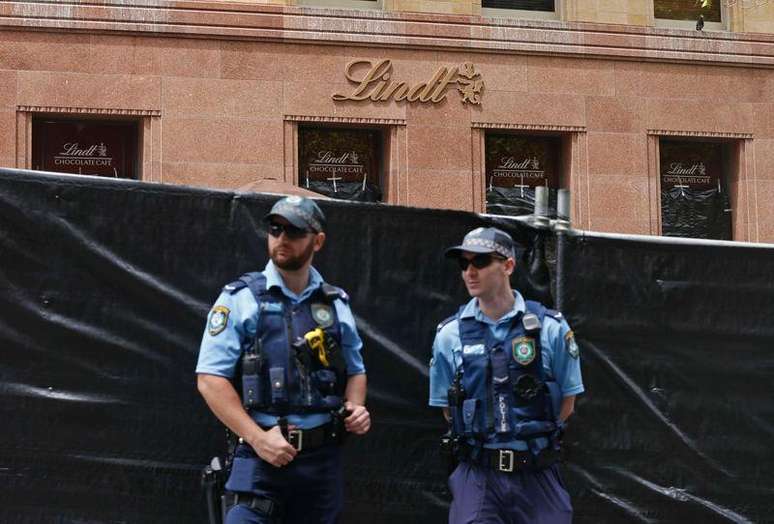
[[344, 401, 371, 435]]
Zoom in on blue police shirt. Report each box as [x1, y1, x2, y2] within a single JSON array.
[[196, 260, 366, 429], [428, 291, 584, 450]]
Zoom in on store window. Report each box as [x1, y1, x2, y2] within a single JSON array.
[[659, 140, 732, 240], [298, 127, 383, 202], [485, 133, 561, 217], [32, 118, 139, 179], [654, 0, 721, 24]]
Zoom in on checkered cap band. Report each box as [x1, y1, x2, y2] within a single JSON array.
[[462, 237, 513, 258]]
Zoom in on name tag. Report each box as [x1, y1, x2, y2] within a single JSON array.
[[463, 344, 485, 355], [260, 302, 283, 313]]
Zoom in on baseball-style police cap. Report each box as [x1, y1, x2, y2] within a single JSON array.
[[264, 196, 326, 233], [444, 227, 517, 259]]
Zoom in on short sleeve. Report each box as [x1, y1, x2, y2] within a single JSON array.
[[195, 289, 254, 378], [334, 299, 366, 375], [428, 321, 459, 407], [541, 317, 584, 398]]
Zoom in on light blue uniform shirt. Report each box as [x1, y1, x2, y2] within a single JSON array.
[[196, 261, 365, 429], [429, 291, 584, 450]]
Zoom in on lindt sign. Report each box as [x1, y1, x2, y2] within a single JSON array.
[[308, 151, 365, 176], [54, 142, 113, 167], [663, 162, 711, 186], [492, 157, 545, 180], [332, 60, 484, 105]]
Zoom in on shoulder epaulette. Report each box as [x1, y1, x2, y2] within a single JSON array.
[[223, 271, 264, 295], [223, 280, 247, 294], [544, 309, 563, 321], [320, 283, 349, 303], [436, 314, 457, 332]]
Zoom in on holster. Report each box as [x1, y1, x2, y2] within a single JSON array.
[[201, 457, 226, 524]]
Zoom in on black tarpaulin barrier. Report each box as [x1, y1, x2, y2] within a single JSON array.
[[486, 186, 558, 218], [661, 187, 732, 240], [556, 231, 774, 523], [1, 167, 773, 523], [305, 180, 382, 202]]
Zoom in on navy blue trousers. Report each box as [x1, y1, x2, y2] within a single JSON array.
[[448, 462, 573, 524], [225, 444, 343, 524]]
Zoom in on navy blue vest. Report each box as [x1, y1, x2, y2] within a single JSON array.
[[448, 300, 563, 448], [225, 272, 347, 415]]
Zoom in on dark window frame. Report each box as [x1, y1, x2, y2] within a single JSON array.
[[297, 124, 386, 202], [32, 116, 140, 180]]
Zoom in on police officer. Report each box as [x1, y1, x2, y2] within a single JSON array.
[[429, 227, 583, 524], [196, 196, 370, 524]]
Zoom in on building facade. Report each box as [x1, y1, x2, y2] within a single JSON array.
[[2, 0, 774, 241]]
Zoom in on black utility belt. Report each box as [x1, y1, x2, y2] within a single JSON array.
[[464, 446, 560, 474], [259, 420, 344, 452]]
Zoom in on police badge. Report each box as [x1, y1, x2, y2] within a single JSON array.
[[208, 306, 230, 336], [311, 303, 334, 328], [512, 337, 536, 366], [565, 331, 580, 359]]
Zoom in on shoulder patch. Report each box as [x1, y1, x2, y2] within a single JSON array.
[[564, 330, 579, 359], [208, 305, 230, 336]]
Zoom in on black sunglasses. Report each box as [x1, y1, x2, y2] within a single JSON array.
[[268, 222, 311, 240], [457, 253, 506, 271]]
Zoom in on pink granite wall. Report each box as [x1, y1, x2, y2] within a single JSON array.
[[2, 2, 774, 241]]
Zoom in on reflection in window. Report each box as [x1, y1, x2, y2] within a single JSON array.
[[481, 0, 553, 11], [654, 0, 720, 22], [298, 127, 383, 202], [32, 118, 139, 179], [485, 134, 560, 217], [660, 140, 731, 240]]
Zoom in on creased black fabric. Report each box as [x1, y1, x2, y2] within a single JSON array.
[[0, 168, 772, 523], [661, 187, 731, 240], [486, 186, 558, 218]]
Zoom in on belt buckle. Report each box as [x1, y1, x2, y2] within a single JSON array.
[[498, 449, 514, 473], [288, 429, 303, 452]]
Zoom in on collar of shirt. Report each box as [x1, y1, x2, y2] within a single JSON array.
[[459, 290, 526, 326], [263, 260, 324, 303]]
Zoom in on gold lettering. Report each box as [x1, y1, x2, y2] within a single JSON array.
[[419, 68, 446, 102], [430, 67, 459, 103], [406, 81, 428, 103], [376, 81, 405, 101], [332, 61, 481, 105], [332, 59, 393, 101], [393, 83, 411, 102]]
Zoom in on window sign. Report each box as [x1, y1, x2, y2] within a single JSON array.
[[485, 134, 560, 217], [32, 119, 139, 179], [298, 127, 383, 202], [660, 140, 731, 240]]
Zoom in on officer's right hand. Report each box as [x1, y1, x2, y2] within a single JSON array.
[[252, 426, 297, 467]]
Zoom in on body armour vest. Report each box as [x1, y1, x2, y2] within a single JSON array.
[[448, 300, 563, 449], [225, 272, 347, 415]]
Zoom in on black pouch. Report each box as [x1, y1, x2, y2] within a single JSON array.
[[269, 367, 287, 404]]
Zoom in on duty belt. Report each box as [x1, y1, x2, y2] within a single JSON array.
[[260, 420, 344, 452], [466, 447, 561, 474]]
